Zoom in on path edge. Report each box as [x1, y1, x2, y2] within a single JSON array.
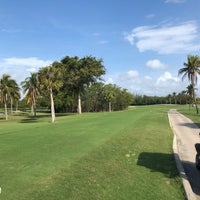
[[168, 110, 197, 200]]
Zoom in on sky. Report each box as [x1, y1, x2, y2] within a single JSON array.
[[1, 0, 200, 96]]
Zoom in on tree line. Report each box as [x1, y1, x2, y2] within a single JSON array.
[[1, 54, 199, 122], [133, 54, 200, 109], [133, 91, 193, 105], [0, 55, 134, 122]]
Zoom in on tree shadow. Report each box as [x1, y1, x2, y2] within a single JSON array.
[[137, 152, 200, 196], [20, 116, 38, 123], [19, 113, 75, 123], [181, 160, 200, 195], [178, 122, 199, 129], [137, 152, 180, 178]]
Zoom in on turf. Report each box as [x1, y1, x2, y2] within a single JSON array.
[[0, 105, 185, 199]]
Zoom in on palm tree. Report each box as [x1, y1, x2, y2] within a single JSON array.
[[172, 92, 177, 104], [38, 63, 63, 123], [0, 74, 19, 120], [178, 55, 200, 114], [10, 81, 20, 114], [186, 84, 194, 110], [12, 88, 21, 111], [104, 84, 116, 112], [21, 73, 39, 116], [167, 94, 172, 104]]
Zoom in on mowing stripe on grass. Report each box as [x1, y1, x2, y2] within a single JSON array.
[[0, 105, 185, 200]]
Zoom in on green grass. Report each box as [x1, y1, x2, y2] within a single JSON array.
[[177, 105, 200, 127], [0, 105, 185, 199]]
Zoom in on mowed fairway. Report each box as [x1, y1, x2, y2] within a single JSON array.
[[0, 105, 185, 200]]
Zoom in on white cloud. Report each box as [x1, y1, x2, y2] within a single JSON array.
[[105, 77, 114, 84], [127, 70, 139, 78], [156, 72, 179, 84], [3, 57, 52, 67], [124, 21, 200, 54], [146, 59, 169, 70], [165, 0, 186, 3], [105, 71, 187, 96], [0, 57, 53, 84]]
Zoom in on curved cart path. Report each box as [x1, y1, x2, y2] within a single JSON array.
[[168, 109, 200, 200]]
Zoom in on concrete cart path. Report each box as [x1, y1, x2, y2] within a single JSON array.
[[168, 109, 200, 200]]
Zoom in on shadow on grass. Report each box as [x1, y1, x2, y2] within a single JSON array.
[[19, 113, 76, 123], [137, 152, 179, 178], [20, 116, 39, 123]]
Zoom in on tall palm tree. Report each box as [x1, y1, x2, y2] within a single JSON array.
[[104, 84, 116, 112], [167, 94, 172, 104], [12, 88, 21, 111], [172, 92, 177, 104], [0, 74, 19, 120], [38, 63, 63, 123], [186, 84, 194, 110], [178, 55, 200, 114], [10, 81, 20, 114], [21, 73, 39, 116]]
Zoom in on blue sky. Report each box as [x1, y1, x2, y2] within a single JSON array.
[[1, 0, 200, 96]]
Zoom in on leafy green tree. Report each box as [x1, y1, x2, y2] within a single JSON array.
[[38, 63, 63, 123], [21, 73, 39, 116], [82, 82, 105, 112], [61, 56, 106, 114], [178, 55, 200, 114], [0, 74, 19, 120]]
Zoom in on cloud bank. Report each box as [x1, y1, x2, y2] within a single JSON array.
[[124, 21, 200, 54], [146, 59, 169, 70], [105, 70, 185, 96], [0, 57, 52, 84]]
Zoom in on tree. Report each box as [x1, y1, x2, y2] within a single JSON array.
[[186, 84, 194, 110], [172, 92, 177, 104], [0, 74, 19, 120], [167, 94, 172, 104], [10, 83, 20, 113], [104, 84, 116, 112], [178, 55, 200, 114], [21, 73, 39, 116], [61, 56, 106, 114], [38, 62, 63, 123]]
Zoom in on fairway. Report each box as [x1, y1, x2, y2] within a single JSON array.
[[0, 105, 184, 200]]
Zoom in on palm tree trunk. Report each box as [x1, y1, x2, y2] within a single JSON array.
[[31, 104, 34, 115], [10, 98, 13, 114], [108, 101, 112, 112], [16, 101, 19, 111], [4, 102, 8, 120], [33, 94, 36, 117], [192, 77, 199, 114], [77, 90, 82, 115], [50, 88, 55, 123], [194, 93, 199, 114]]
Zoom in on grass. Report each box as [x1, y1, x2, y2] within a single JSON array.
[[0, 105, 185, 199], [177, 105, 200, 128]]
